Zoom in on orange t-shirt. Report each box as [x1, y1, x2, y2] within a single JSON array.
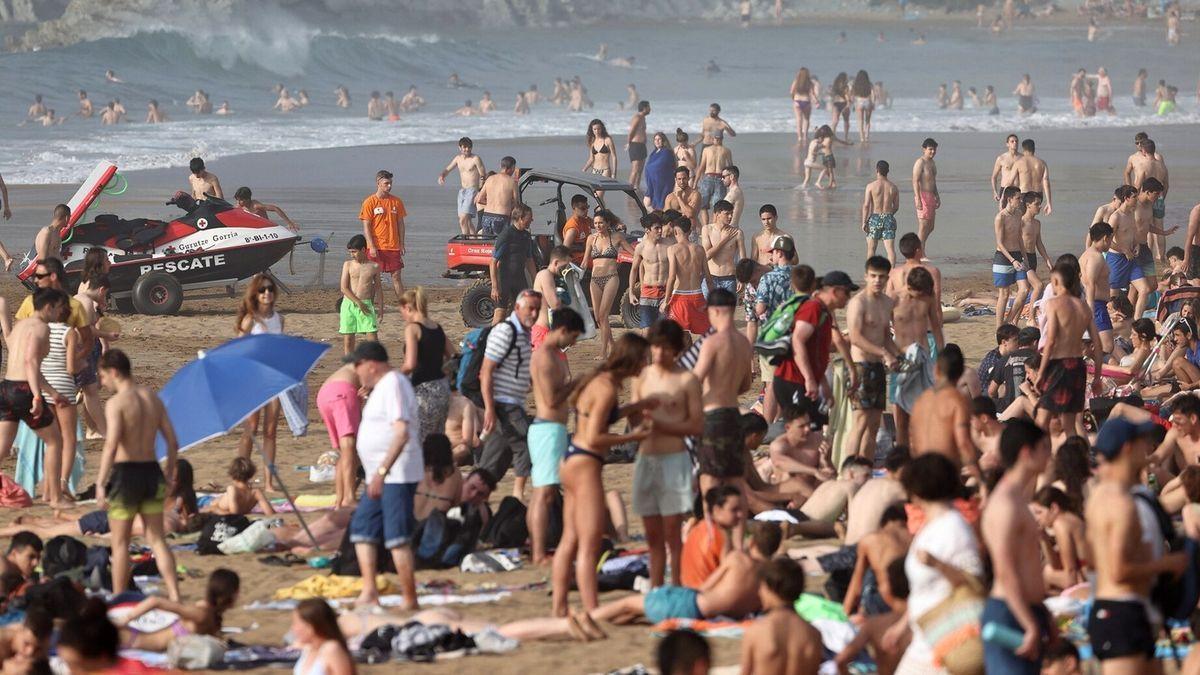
[[562, 214, 592, 245], [358, 193, 407, 251], [681, 521, 726, 589]]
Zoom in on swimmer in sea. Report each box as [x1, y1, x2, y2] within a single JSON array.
[[104, 69, 122, 83], [706, 60, 721, 76], [985, 85, 1000, 114], [76, 91, 93, 119], [273, 88, 299, 113], [610, 56, 636, 69], [366, 91, 384, 121], [448, 72, 464, 88], [455, 100, 478, 117], [215, 101, 232, 115], [479, 91, 496, 113], [100, 102, 120, 125], [514, 91, 530, 115], [335, 85, 351, 109], [400, 86, 425, 112], [146, 100, 167, 124], [1014, 73, 1037, 115]]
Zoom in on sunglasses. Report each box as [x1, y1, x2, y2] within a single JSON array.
[[258, 286, 276, 294], [33, 271, 51, 280]]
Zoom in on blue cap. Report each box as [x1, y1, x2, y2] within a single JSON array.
[[1094, 417, 1158, 460]]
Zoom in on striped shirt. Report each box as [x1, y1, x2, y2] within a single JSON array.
[[484, 314, 531, 405]]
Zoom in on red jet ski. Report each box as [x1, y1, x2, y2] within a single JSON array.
[[17, 161, 299, 315]]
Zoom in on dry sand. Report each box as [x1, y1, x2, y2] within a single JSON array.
[[0, 275, 994, 673]]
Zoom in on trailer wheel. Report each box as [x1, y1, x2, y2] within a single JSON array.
[[460, 280, 496, 328], [132, 272, 184, 315]]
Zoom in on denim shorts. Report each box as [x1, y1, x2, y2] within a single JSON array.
[[350, 482, 418, 549]]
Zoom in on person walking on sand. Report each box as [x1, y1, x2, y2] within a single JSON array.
[[626, 101, 650, 193], [347, 341, 423, 612], [991, 134, 1020, 207], [663, 216, 713, 336], [95, 349, 182, 602], [790, 67, 816, 145], [583, 119, 618, 178], [1013, 139, 1053, 215], [912, 138, 940, 256], [358, 170, 407, 301], [845, 257, 900, 462], [339, 235, 382, 356], [235, 274, 285, 491], [438, 137, 486, 235]]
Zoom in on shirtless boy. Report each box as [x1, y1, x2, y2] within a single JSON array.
[[1036, 258, 1103, 435], [629, 215, 671, 333], [627, 101, 650, 192], [1081, 223, 1115, 356], [339, 235, 383, 355], [95, 349, 182, 602], [991, 134, 1020, 206], [768, 402, 833, 496], [527, 308, 584, 565], [845, 256, 899, 461], [695, 137, 733, 226], [209, 457, 274, 516], [663, 216, 713, 336], [910, 345, 981, 485], [233, 187, 299, 231], [750, 204, 783, 265], [862, 160, 900, 263], [1012, 139, 1052, 215], [1150, 394, 1200, 480], [438, 137, 486, 235], [993, 186, 1028, 327], [701, 200, 744, 296], [76, 91, 93, 118], [1125, 138, 1169, 259], [891, 266, 944, 446], [843, 504, 910, 617], [476, 156, 520, 235], [887, 233, 943, 304], [982, 419, 1052, 672], [631, 319, 703, 587], [1018, 192, 1052, 307], [1132, 178, 1177, 308], [912, 138, 940, 253], [530, 246, 572, 349], [664, 167, 701, 224], [1107, 185, 1173, 322], [740, 558, 823, 674], [0, 289, 67, 506], [34, 204, 68, 263], [187, 157, 223, 200]]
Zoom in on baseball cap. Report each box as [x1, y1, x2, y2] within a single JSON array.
[[1017, 327, 1040, 345], [1094, 417, 1158, 460], [343, 341, 389, 364], [767, 235, 795, 255], [819, 270, 860, 292]]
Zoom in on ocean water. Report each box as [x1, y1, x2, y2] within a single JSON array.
[[2, 19, 1200, 183]]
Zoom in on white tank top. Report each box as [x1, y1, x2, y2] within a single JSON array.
[[250, 311, 283, 335]]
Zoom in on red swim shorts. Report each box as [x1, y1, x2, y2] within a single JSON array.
[[369, 249, 404, 273], [668, 291, 710, 336]]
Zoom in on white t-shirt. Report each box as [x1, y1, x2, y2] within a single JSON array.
[[904, 508, 984, 659], [356, 370, 424, 484]]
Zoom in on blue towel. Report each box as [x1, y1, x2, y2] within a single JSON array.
[[15, 419, 85, 496]]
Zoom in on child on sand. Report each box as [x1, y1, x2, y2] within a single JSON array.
[[208, 457, 275, 516], [340, 234, 383, 355], [739, 558, 823, 673]]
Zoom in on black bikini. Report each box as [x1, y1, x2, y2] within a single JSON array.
[[566, 403, 621, 463]]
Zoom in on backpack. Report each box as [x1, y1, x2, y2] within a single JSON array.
[[479, 496, 529, 549], [754, 294, 820, 362], [1132, 489, 1200, 622], [42, 535, 88, 578], [197, 515, 251, 555], [330, 527, 396, 576], [457, 322, 519, 409]]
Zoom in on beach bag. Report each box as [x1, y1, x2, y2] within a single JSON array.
[[0, 474, 31, 508], [167, 634, 227, 670], [457, 322, 520, 409], [1132, 490, 1200, 622], [479, 496, 528, 549], [915, 574, 985, 675], [42, 535, 88, 578], [330, 527, 395, 576], [197, 515, 250, 555], [754, 294, 814, 362]]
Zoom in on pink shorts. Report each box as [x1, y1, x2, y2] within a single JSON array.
[[317, 380, 361, 449], [530, 323, 567, 361], [916, 191, 939, 220], [369, 249, 404, 273]]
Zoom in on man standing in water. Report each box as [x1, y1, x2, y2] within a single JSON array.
[[438, 137, 486, 235], [626, 101, 650, 195], [1012, 139, 1053, 215], [862, 160, 899, 263], [990, 134, 1020, 207], [95, 349, 181, 602], [476, 156, 520, 235], [359, 170, 407, 301], [912, 138, 940, 255]]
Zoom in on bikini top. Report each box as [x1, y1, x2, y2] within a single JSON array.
[[592, 143, 611, 155], [591, 235, 618, 259]]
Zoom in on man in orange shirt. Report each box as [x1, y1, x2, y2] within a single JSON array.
[[358, 169, 407, 301], [680, 485, 745, 589], [561, 194, 592, 263]]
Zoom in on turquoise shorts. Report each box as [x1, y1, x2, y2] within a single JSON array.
[[644, 585, 703, 624], [632, 451, 694, 517], [340, 298, 377, 335], [528, 419, 568, 488]]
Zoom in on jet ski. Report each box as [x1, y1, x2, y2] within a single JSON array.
[[16, 161, 299, 315]]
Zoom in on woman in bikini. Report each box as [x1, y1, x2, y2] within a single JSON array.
[[1030, 486, 1091, 592], [673, 128, 695, 175], [114, 568, 240, 652], [789, 67, 815, 145], [291, 599, 355, 675], [829, 72, 851, 141], [851, 70, 875, 143], [235, 274, 285, 490], [414, 434, 462, 521], [551, 334, 655, 616], [581, 210, 635, 358], [582, 119, 617, 178]]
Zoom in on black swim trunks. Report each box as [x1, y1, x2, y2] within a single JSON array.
[[1088, 599, 1157, 661], [106, 461, 167, 521], [1038, 357, 1086, 413], [697, 407, 745, 479], [0, 380, 55, 429], [852, 362, 887, 411], [628, 141, 648, 162], [1024, 251, 1038, 272]]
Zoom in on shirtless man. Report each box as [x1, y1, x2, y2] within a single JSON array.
[[700, 200, 744, 296], [526, 308, 584, 566], [700, 103, 737, 145], [1126, 140, 1169, 260], [1087, 417, 1186, 674], [970, 397, 1004, 470], [1014, 74, 1037, 114], [26, 95, 45, 121], [335, 86, 351, 109], [845, 256, 899, 462], [990, 134, 1021, 206], [750, 204, 783, 265], [400, 86, 424, 112], [438, 137, 486, 235], [768, 402, 833, 496], [187, 158, 223, 200], [844, 449, 909, 546], [631, 319, 703, 587], [626, 101, 650, 193], [366, 91, 384, 121], [530, 246, 571, 349], [721, 166, 744, 227], [76, 91, 93, 118], [993, 186, 1028, 327], [1019, 192, 1052, 305], [145, 100, 168, 124], [34, 204, 68, 263], [93, 349, 181, 602], [629, 215, 671, 333], [695, 137, 733, 226], [912, 138, 940, 254], [910, 344, 980, 482], [843, 504, 910, 617], [478, 92, 496, 114], [1095, 67, 1115, 114], [982, 419, 1052, 671], [692, 288, 754, 520], [273, 88, 299, 113], [663, 216, 713, 336], [862, 160, 900, 263], [1108, 185, 1174, 321], [740, 558, 823, 674], [0, 289, 67, 506], [887, 233, 943, 305], [1090, 187, 1124, 250], [476, 156, 520, 235], [233, 187, 299, 231], [339, 235, 383, 355], [664, 167, 701, 224], [100, 102, 120, 125], [1036, 258, 1103, 435], [1150, 394, 1200, 479], [892, 267, 944, 448], [1081, 222, 1115, 357], [1012, 139, 1052, 215]]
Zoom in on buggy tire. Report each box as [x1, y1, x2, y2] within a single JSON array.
[[461, 280, 496, 328], [131, 271, 184, 316]]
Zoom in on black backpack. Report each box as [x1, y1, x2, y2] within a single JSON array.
[[330, 527, 396, 576], [479, 496, 528, 549], [197, 515, 251, 555], [457, 322, 519, 409], [42, 536, 87, 578]]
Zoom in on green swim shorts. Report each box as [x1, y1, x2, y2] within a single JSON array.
[[340, 299, 378, 335]]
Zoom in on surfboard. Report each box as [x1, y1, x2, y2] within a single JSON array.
[[66, 160, 119, 232], [559, 263, 597, 340]]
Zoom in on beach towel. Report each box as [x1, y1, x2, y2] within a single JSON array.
[[279, 382, 309, 437], [15, 419, 84, 496], [651, 617, 755, 638], [829, 359, 853, 471], [644, 147, 675, 209], [892, 343, 933, 414], [272, 574, 396, 600]]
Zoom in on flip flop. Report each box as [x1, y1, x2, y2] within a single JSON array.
[[258, 555, 290, 567]]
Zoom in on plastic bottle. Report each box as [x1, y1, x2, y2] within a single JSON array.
[[981, 622, 1024, 651]]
